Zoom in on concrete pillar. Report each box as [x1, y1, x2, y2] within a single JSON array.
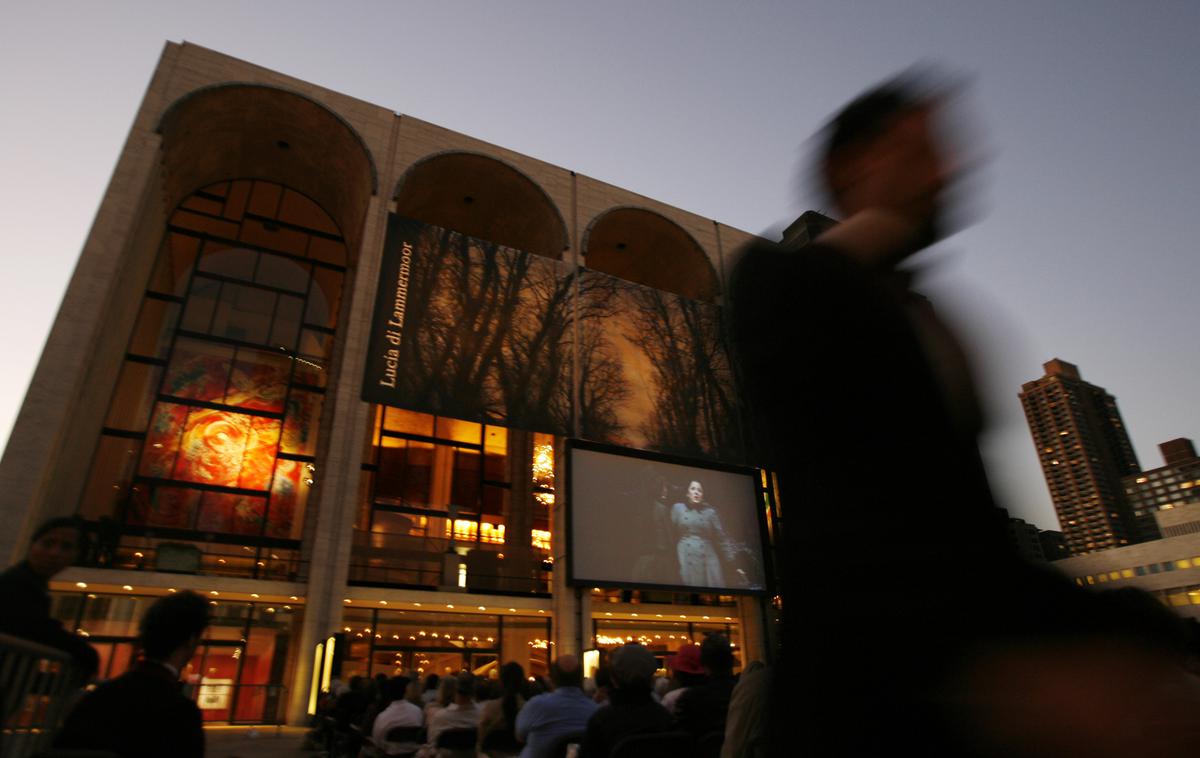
[[285, 189, 390, 724], [502, 430, 535, 590], [735, 595, 768, 666], [549, 439, 589, 656]]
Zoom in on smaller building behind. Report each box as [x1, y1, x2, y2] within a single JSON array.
[[1123, 438, 1200, 542], [1051, 502, 1200, 620]]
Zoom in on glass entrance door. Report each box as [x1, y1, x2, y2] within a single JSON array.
[[185, 642, 242, 722]]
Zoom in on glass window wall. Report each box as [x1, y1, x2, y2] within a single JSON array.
[[76, 180, 346, 579]]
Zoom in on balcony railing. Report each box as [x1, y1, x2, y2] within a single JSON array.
[[0, 633, 79, 758]]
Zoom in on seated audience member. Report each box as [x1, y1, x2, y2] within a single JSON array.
[[361, 673, 394, 738], [478, 661, 526, 753], [580, 644, 673, 758], [591, 666, 613, 705], [373, 675, 424, 756], [659, 643, 705, 715], [53, 590, 209, 758], [652, 676, 670, 703], [405, 672, 426, 707], [0, 516, 98, 680], [515, 654, 599, 758], [336, 675, 372, 755], [419, 670, 480, 757], [475, 677, 496, 705], [424, 674, 458, 725], [337, 675, 372, 730], [421, 674, 441, 705], [674, 633, 737, 740]]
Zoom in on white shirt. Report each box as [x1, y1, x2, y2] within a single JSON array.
[[419, 701, 480, 756], [373, 699, 424, 755]]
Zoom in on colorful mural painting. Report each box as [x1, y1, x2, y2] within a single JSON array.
[[82, 179, 344, 545]]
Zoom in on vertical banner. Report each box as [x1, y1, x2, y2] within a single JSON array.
[[363, 215, 573, 434]]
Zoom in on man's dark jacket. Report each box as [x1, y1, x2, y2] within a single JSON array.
[[728, 238, 1096, 755], [0, 561, 98, 678], [54, 660, 204, 758]]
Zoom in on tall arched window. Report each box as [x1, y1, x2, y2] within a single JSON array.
[[78, 180, 346, 577]]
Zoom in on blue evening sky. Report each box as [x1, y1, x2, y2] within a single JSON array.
[[2, 1, 1197, 530]]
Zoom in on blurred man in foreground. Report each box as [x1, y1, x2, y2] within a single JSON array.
[[730, 73, 1200, 756]]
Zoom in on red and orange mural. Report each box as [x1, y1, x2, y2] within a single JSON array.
[[129, 338, 316, 538]]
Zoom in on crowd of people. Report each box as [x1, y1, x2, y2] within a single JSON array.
[[0, 514, 754, 758], [312, 632, 745, 758]]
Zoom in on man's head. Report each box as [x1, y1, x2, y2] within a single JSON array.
[[699, 632, 734, 677], [27, 517, 84, 579], [667, 643, 704, 676], [454, 670, 476, 703], [550, 654, 583, 689], [609, 643, 657, 692], [139, 591, 209, 667], [819, 75, 956, 248], [386, 675, 412, 703]]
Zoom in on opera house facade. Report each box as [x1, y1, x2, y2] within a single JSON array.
[[0, 42, 778, 725]]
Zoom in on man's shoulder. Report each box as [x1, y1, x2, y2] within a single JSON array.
[[729, 239, 875, 329], [732, 237, 856, 276], [0, 562, 42, 598], [58, 668, 200, 750], [587, 702, 612, 723], [386, 699, 423, 715], [531, 689, 594, 711], [379, 700, 423, 726]]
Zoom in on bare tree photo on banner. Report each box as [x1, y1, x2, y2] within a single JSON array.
[[364, 215, 572, 434], [577, 271, 742, 461]]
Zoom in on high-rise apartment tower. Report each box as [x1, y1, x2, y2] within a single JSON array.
[[1019, 359, 1141, 554]]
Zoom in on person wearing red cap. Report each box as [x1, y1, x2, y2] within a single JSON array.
[[660, 643, 705, 715]]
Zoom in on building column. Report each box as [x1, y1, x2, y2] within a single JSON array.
[[735, 595, 768, 666], [502, 430, 535, 591], [549, 440, 589, 656], [286, 193, 389, 724]]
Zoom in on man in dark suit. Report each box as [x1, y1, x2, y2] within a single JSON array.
[[54, 590, 209, 758]]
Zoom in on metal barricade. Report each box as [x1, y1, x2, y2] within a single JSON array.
[[0, 632, 78, 758]]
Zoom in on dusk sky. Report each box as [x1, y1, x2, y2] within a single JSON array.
[[2, 1, 1198, 531]]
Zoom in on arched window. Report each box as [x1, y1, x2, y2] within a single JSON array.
[[78, 180, 346, 576], [583, 207, 718, 302]]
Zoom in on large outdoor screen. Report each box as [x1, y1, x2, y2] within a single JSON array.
[[567, 441, 769, 594]]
